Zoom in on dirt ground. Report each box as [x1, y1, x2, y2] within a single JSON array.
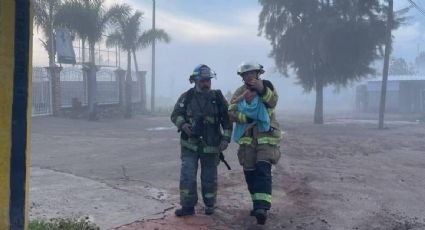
[[30, 113, 425, 230]]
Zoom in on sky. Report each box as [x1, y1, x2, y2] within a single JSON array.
[[32, 0, 425, 112]]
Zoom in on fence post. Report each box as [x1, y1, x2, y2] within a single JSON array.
[[137, 71, 147, 113], [114, 68, 126, 108], [45, 66, 63, 116], [83, 63, 99, 121]]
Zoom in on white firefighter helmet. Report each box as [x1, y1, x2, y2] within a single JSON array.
[[237, 61, 265, 76]]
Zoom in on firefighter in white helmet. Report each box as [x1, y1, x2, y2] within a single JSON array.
[[228, 61, 282, 225]]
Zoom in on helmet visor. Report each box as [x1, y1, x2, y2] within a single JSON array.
[[194, 66, 216, 80]]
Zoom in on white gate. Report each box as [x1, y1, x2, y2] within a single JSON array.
[[32, 67, 52, 116]]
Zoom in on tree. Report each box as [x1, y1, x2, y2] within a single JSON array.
[[33, 0, 62, 67], [55, 0, 114, 120], [132, 28, 170, 113], [389, 57, 414, 75], [106, 6, 139, 119], [34, 0, 64, 117], [258, 0, 402, 124], [107, 4, 170, 118]]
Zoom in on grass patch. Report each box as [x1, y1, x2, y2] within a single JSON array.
[[29, 217, 99, 230]]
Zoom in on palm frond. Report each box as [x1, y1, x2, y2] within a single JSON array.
[[105, 32, 123, 48], [106, 3, 132, 26], [136, 28, 170, 49], [39, 38, 49, 52]]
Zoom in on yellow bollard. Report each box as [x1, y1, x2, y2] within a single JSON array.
[[0, 0, 32, 229]]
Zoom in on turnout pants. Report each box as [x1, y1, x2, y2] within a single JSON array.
[[237, 144, 281, 210], [179, 147, 219, 208]]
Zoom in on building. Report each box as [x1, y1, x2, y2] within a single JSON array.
[[356, 75, 425, 113]]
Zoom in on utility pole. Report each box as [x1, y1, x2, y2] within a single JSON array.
[[151, 0, 156, 112], [378, 0, 393, 129]]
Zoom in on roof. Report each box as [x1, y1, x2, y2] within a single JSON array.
[[368, 75, 425, 82]]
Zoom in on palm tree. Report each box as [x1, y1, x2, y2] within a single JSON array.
[[55, 0, 114, 120], [107, 4, 170, 118], [34, 0, 63, 117], [56, 0, 113, 63], [133, 29, 170, 113], [33, 0, 62, 67]]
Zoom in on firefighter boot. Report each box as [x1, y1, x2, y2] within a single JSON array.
[[175, 207, 195, 217], [205, 206, 215, 215], [254, 208, 268, 225], [250, 209, 255, 216]]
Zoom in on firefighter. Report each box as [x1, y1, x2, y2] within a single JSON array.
[[228, 61, 282, 225], [171, 64, 232, 216]]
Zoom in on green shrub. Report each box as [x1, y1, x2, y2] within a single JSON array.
[[29, 217, 99, 230]]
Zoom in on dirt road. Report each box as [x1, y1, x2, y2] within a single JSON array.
[[30, 114, 425, 229]]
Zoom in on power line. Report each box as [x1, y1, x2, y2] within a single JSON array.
[[408, 0, 425, 14], [407, 0, 425, 16], [414, 0, 425, 10]]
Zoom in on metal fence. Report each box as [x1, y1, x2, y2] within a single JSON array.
[[32, 67, 52, 116], [32, 66, 141, 113], [73, 39, 119, 67], [60, 67, 86, 107]]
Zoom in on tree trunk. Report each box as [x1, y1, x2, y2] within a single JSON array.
[[48, 36, 55, 67], [82, 38, 87, 107], [314, 77, 324, 124], [82, 38, 86, 63], [47, 3, 59, 116], [47, 22, 59, 116], [87, 43, 98, 120], [378, 0, 393, 129], [90, 43, 95, 64], [48, 3, 55, 67], [132, 50, 139, 73], [125, 51, 132, 118]]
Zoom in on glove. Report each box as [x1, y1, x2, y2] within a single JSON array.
[[181, 123, 192, 136], [218, 140, 229, 151]]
